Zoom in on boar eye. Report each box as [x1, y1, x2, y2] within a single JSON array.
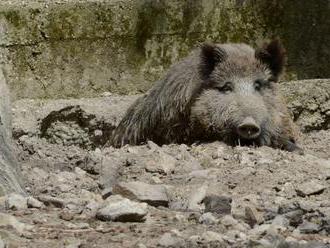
[[216, 82, 233, 93], [254, 79, 265, 91]]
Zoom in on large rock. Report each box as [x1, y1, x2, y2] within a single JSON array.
[[295, 180, 327, 197], [96, 195, 148, 222], [113, 181, 169, 207]]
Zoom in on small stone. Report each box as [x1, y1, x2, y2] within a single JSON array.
[[296, 181, 326, 197], [224, 230, 246, 242], [151, 176, 162, 184], [158, 231, 185, 248], [299, 220, 321, 234], [245, 205, 264, 227], [5, 193, 28, 210], [65, 203, 84, 214], [67, 222, 90, 229], [248, 224, 271, 239], [147, 140, 160, 150], [284, 209, 304, 227], [199, 212, 218, 225], [135, 243, 147, 248], [74, 167, 87, 176], [298, 200, 319, 212], [188, 170, 210, 180], [145, 151, 176, 175], [201, 231, 224, 243], [64, 239, 82, 248], [187, 235, 202, 246], [203, 194, 232, 216], [27, 197, 45, 209], [38, 195, 65, 208], [280, 182, 297, 199], [113, 181, 169, 207], [101, 187, 113, 200], [173, 213, 186, 223], [59, 210, 74, 221], [187, 184, 207, 211], [221, 215, 239, 227], [96, 195, 148, 222], [271, 215, 290, 227], [82, 201, 100, 218]]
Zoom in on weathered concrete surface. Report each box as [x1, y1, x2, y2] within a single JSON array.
[[280, 79, 330, 132], [0, 68, 25, 196], [0, 0, 329, 99], [12, 79, 330, 149]]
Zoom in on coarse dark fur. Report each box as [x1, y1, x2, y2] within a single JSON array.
[[110, 39, 301, 152]]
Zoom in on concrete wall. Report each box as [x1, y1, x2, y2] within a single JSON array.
[[0, 0, 329, 99]]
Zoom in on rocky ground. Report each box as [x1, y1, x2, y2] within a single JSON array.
[[0, 93, 330, 248]]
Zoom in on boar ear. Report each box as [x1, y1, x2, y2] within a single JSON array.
[[199, 43, 226, 79], [255, 39, 286, 80]]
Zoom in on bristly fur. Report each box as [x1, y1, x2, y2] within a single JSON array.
[[110, 39, 301, 152]]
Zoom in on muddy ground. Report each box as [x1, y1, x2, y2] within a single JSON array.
[[0, 93, 330, 248]]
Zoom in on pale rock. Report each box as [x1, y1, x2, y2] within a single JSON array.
[[96, 195, 148, 222]]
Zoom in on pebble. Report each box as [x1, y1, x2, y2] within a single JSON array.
[[145, 151, 176, 175], [296, 180, 326, 196], [38, 195, 65, 208], [284, 209, 304, 227], [203, 194, 232, 216], [245, 205, 264, 227], [201, 231, 225, 243], [188, 170, 210, 180], [101, 187, 113, 200], [5, 193, 28, 210], [135, 243, 147, 248], [199, 212, 218, 225], [113, 181, 169, 207], [158, 231, 185, 248], [298, 220, 321, 234], [59, 210, 74, 221], [82, 201, 100, 218], [221, 215, 239, 227], [271, 215, 290, 227], [74, 167, 87, 176], [250, 225, 275, 242], [27, 197, 45, 209], [187, 184, 207, 211], [96, 195, 148, 222]]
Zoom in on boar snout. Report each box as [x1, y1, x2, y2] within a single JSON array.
[[237, 117, 261, 139]]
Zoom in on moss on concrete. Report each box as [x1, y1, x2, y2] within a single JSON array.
[[0, 0, 329, 99]]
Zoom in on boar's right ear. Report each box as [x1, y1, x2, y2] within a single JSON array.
[[255, 39, 286, 81], [199, 43, 226, 80]]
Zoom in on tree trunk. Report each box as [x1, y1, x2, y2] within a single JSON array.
[[0, 69, 25, 196]]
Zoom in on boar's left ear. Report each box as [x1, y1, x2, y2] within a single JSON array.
[[255, 39, 286, 81], [199, 43, 227, 80]]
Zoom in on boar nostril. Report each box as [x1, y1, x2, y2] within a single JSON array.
[[237, 117, 261, 139]]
